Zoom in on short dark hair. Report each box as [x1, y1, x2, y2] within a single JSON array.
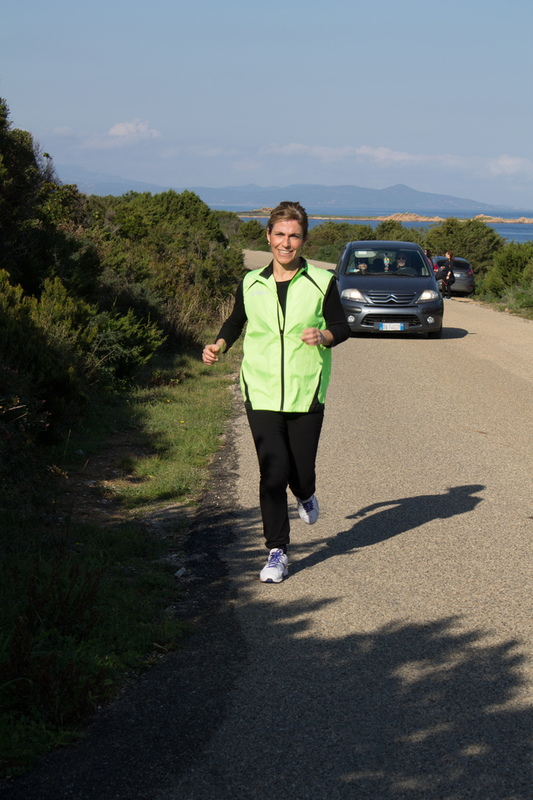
[[267, 201, 309, 240]]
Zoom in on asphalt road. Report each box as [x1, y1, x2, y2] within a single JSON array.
[[5, 273, 533, 799], [165, 294, 533, 799]]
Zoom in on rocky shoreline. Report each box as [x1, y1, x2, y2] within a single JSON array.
[[240, 208, 533, 224]]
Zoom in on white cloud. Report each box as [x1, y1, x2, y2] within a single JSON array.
[[81, 119, 161, 150], [261, 141, 473, 170], [355, 146, 470, 172], [259, 141, 533, 184], [355, 145, 423, 164], [108, 119, 160, 139], [488, 154, 533, 177], [262, 143, 356, 162]]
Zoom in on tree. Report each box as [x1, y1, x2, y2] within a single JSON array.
[[424, 218, 504, 275], [0, 98, 100, 296], [303, 221, 374, 263], [373, 220, 424, 246], [239, 219, 268, 248]]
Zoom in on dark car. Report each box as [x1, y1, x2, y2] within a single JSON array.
[[335, 241, 444, 339], [432, 256, 475, 296]]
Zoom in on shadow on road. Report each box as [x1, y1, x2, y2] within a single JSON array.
[[349, 328, 470, 339], [8, 462, 530, 800], [441, 326, 470, 339], [199, 602, 532, 799], [292, 484, 484, 575]]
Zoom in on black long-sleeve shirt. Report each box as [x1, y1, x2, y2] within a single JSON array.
[[217, 263, 350, 350]]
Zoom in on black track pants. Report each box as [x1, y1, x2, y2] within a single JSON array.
[[246, 409, 324, 551]]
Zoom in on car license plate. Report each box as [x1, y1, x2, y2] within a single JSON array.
[[379, 322, 404, 331]]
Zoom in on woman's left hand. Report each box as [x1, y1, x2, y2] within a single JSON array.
[[301, 327, 324, 347]]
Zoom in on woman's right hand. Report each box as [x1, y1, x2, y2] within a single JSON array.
[[202, 343, 222, 365]]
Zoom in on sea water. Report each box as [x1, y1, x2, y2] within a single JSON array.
[[231, 208, 533, 245]]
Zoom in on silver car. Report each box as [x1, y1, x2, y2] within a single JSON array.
[[433, 256, 475, 296], [336, 241, 444, 339]]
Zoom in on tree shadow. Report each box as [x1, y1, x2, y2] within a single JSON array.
[[206, 605, 532, 799], [7, 488, 533, 800], [292, 484, 484, 574]]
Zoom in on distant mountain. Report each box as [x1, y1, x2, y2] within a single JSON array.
[[56, 165, 171, 196], [181, 183, 502, 213], [55, 166, 512, 213]]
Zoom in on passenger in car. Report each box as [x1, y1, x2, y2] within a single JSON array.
[[347, 256, 369, 274]]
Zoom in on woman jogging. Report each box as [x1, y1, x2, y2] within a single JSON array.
[[202, 201, 350, 582]]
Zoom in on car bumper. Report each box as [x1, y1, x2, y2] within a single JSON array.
[[436, 277, 475, 295], [341, 301, 444, 334], [452, 278, 475, 294]]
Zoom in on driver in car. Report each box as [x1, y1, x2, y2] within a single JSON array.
[[387, 252, 409, 272]]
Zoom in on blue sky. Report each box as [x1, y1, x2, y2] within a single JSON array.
[[2, 0, 533, 207]]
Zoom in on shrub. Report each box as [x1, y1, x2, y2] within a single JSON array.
[[213, 209, 242, 238], [373, 220, 424, 245], [0, 364, 50, 506], [304, 221, 374, 263], [239, 219, 269, 249], [424, 218, 504, 276], [481, 241, 533, 297], [0, 273, 83, 430]]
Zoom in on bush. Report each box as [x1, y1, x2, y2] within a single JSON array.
[[0, 364, 50, 506], [0, 271, 166, 448], [424, 218, 504, 276], [304, 221, 374, 263], [373, 220, 424, 245], [239, 219, 269, 249], [83, 190, 245, 345], [0, 273, 83, 430], [481, 241, 533, 297], [86, 307, 166, 382], [213, 209, 242, 238]]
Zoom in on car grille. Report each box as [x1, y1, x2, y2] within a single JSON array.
[[362, 314, 421, 328], [366, 290, 417, 305]]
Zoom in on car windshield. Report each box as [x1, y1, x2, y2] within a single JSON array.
[[343, 247, 431, 277]]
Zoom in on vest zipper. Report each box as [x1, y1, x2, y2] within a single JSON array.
[[277, 302, 285, 411]]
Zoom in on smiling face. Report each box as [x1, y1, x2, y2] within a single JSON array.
[[267, 219, 306, 272]]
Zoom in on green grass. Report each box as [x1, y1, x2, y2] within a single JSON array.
[[473, 284, 533, 319], [0, 333, 243, 777], [0, 521, 183, 775], [114, 362, 236, 507]]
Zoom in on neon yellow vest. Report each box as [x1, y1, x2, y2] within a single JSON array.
[[240, 261, 333, 412]]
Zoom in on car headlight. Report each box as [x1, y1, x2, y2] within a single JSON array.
[[341, 288, 365, 302], [418, 289, 440, 302]]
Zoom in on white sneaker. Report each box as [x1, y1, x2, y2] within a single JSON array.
[[260, 548, 288, 583], [297, 495, 319, 524]]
